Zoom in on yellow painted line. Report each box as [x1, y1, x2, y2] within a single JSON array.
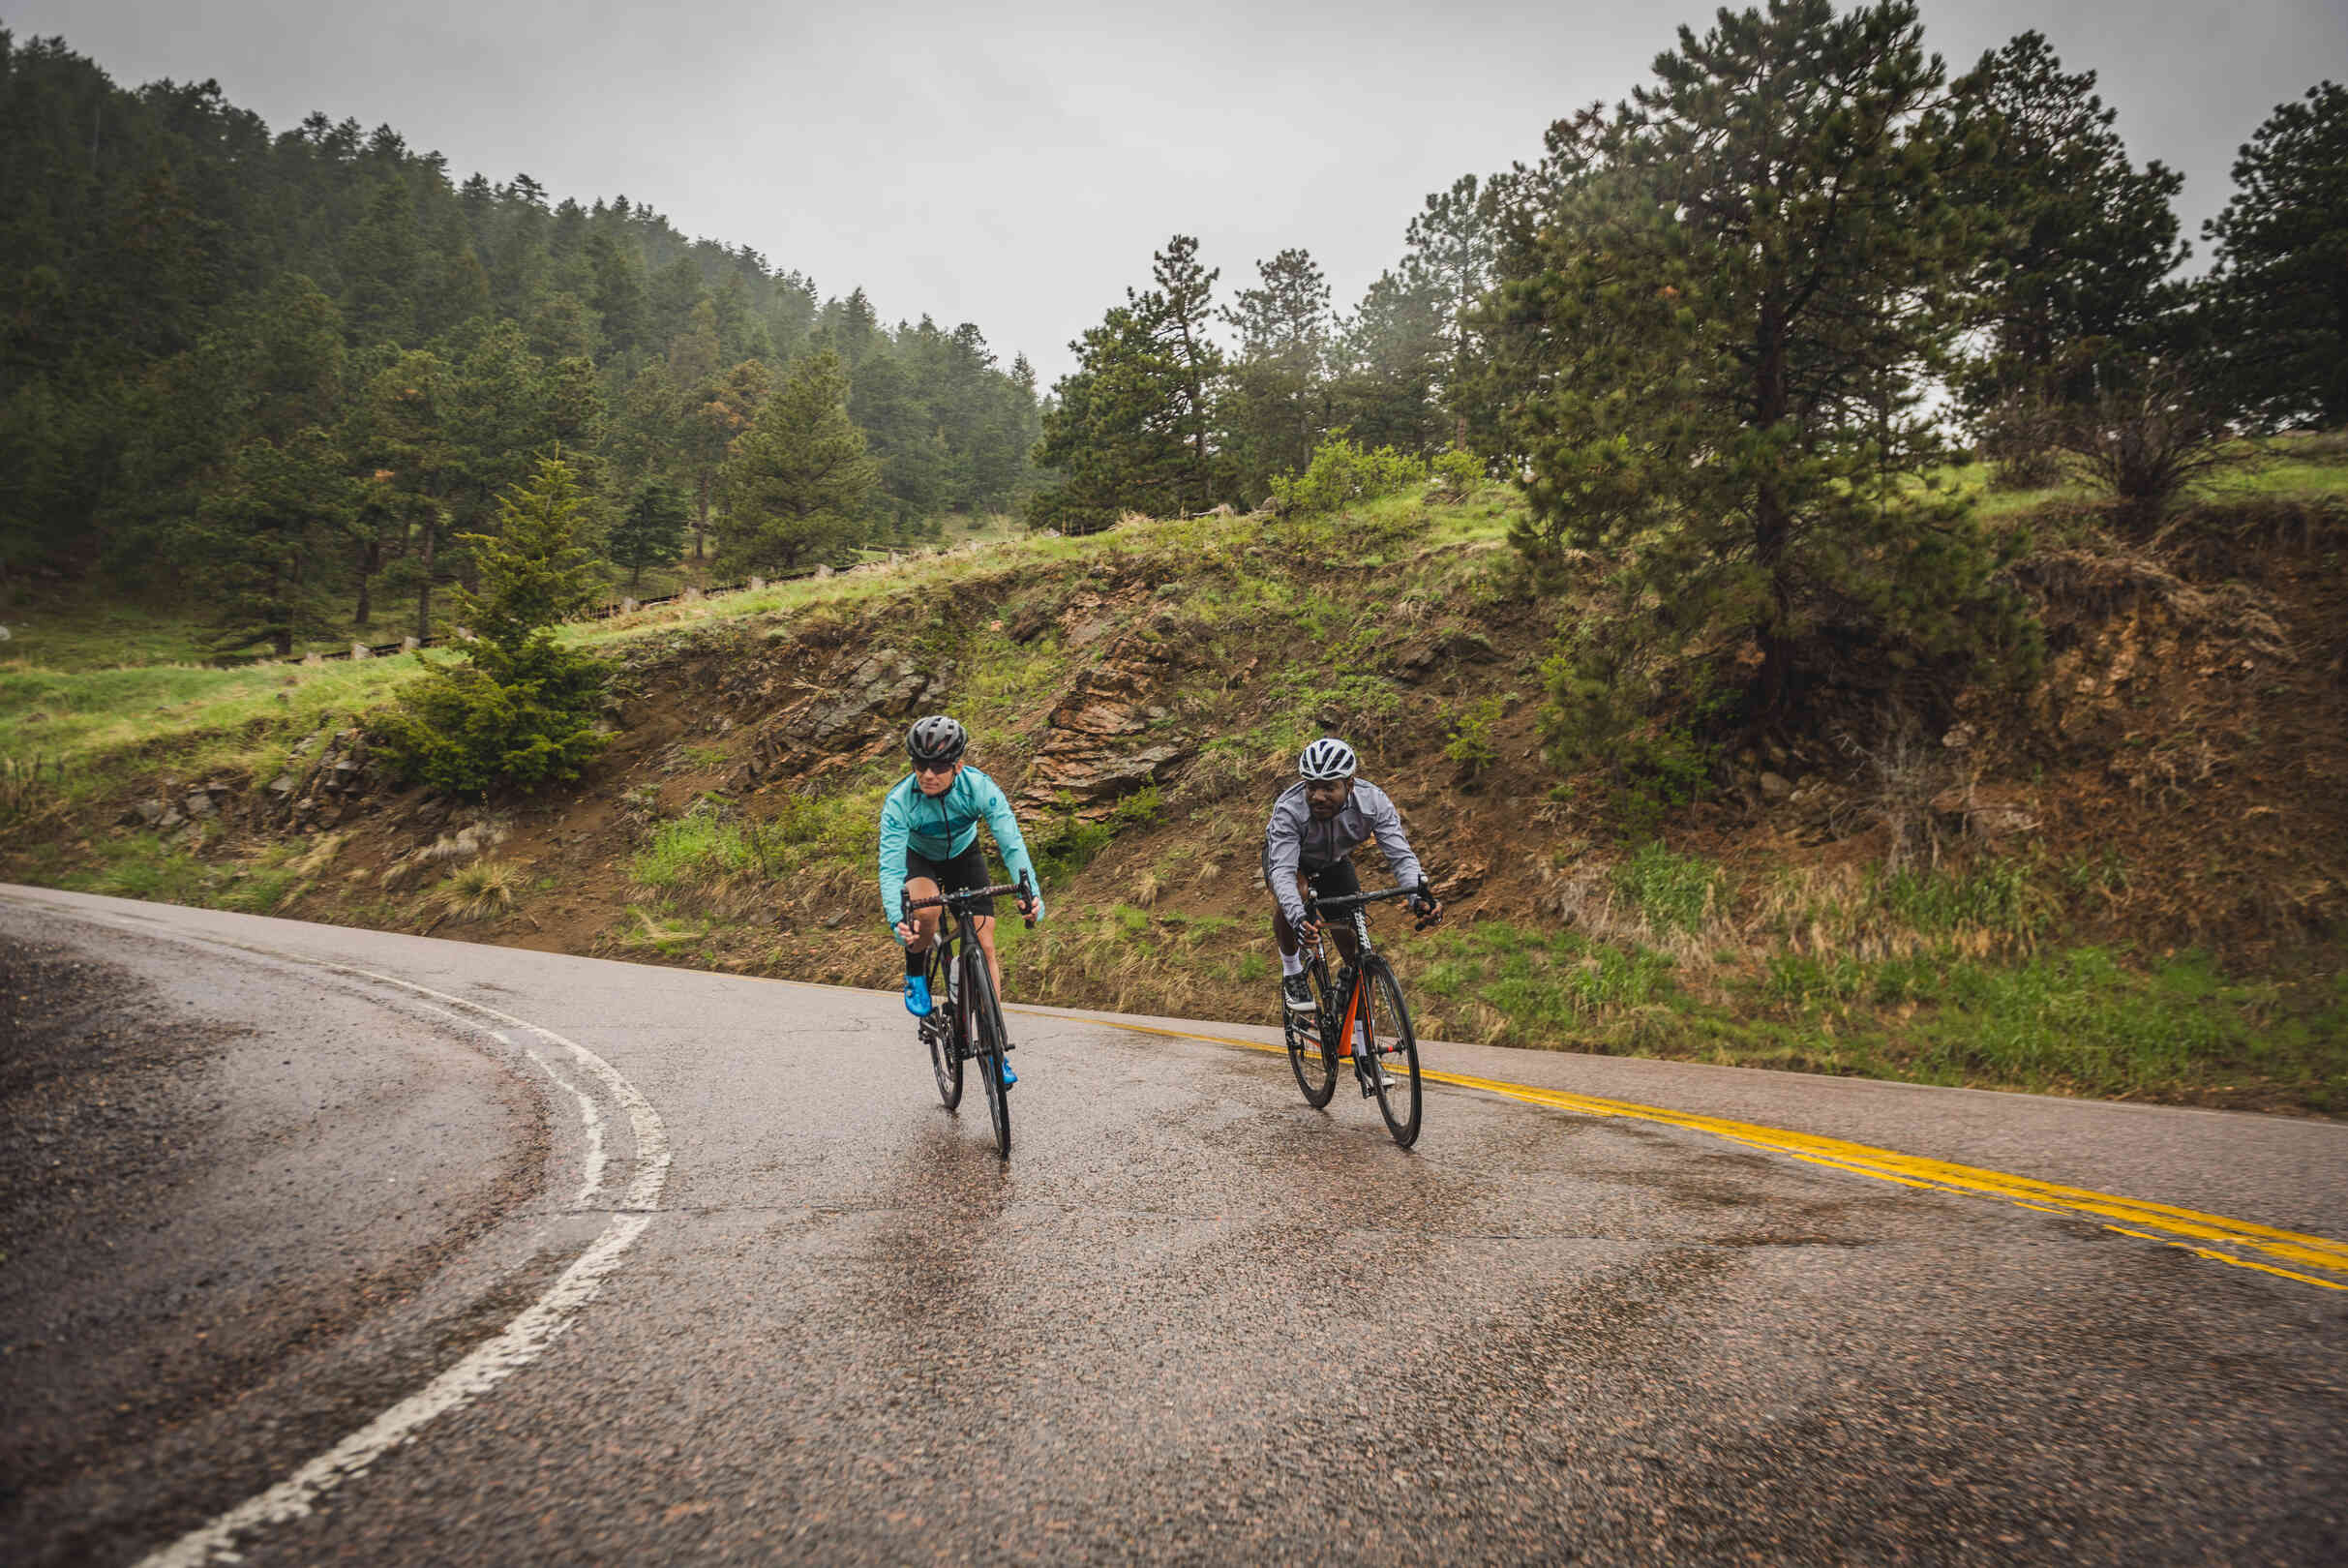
[[1031, 1011, 2348, 1295]]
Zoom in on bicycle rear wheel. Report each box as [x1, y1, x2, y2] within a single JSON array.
[[924, 944, 962, 1110], [967, 953, 1012, 1157], [1361, 955, 1422, 1149], [1286, 953, 1339, 1107]]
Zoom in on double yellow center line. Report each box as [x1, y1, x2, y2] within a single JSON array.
[[1068, 1014, 2348, 1295]]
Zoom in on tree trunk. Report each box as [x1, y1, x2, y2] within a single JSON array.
[[354, 540, 376, 629], [1752, 301, 1792, 718], [416, 519, 436, 643], [272, 558, 294, 657], [694, 469, 710, 559]]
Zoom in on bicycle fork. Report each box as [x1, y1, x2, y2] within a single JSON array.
[[1333, 978, 1384, 1098]]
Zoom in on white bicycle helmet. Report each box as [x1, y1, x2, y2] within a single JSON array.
[[1297, 737, 1357, 781]]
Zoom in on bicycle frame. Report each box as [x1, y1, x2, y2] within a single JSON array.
[[1298, 883, 1426, 1054]]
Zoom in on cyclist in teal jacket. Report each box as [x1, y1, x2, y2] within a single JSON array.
[[880, 716, 1043, 1059]]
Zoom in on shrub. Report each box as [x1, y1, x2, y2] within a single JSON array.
[[1444, 694, 1508, 778], [1269, 436, 1429, 516], [1430, 446, 1484, 501]]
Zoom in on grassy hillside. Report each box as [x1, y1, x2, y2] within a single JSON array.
[[5, 454, 2345, 1114]]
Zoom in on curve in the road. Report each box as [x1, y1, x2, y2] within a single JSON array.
[[130, 950, 671, 1568], [1077, 1014, 2348, 1295]]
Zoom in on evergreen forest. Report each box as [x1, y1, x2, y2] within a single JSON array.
[[0, 27, 1045, 654]]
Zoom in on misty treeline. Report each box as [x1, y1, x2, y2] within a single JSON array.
[[1031, 1, 2344, 766], [0, 29, 1043, 652]]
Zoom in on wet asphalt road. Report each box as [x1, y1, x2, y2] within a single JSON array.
[[2, 885, 2343, 1567]]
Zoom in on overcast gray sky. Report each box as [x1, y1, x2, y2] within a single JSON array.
[[10, 1, 2346, 381]]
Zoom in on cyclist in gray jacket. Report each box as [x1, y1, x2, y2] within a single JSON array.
[[1263, 737, 1439, 1013]]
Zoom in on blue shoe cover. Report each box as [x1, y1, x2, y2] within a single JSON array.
[[1001, 1061, 1017, 1088], [903, 974, 932, 1017]]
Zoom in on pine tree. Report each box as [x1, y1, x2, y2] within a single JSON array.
[[587, 231, 647, 359], [1329, 267, 1449, 454], [185, 427, 359, 654], [1143, 236, 1223, 515], [1403, 175, 1497, 446], [347, 349, 458, 640], [683, 357, 771, 557], [1954, 33, 2187, 459], [852, 348, 949, 525], [376, 452, 608, 796], [343, 177, 423, 346], [718, 350, 878, 572], [1220, 248, 1333, 499], [609, 477, 689, 588], [1489, 0, 2031, 733], [2202, 80, 2348, 429], [1028, 301, 1186, 533]]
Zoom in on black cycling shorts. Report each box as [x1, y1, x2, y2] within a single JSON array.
[[906, 843, 996, 920], [1262, 850, 1361, 913]]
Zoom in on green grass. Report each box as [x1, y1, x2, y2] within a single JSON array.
[[1905, 949, 2342, 1103], [1612, 842, 1728, 935], [633, 813, 756, 887], [32, 830, 306, 914]]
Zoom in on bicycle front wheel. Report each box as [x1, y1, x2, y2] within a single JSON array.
[[1361, 956, 1422, 1149], [925, 947, 962, 1110], [1286, 955, 1339, 1108], [968, 955, 1012, 1157]]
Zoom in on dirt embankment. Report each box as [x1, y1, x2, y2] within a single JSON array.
[[13, 499, 2348, 1108]]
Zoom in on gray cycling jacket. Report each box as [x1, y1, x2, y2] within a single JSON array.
[[1262, 779, 1426, 929]]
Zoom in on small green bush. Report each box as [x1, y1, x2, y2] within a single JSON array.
[[1445, 695, 1508, 778], [1430, 446, 1484, 502], [1269, 437, 1429, 516]]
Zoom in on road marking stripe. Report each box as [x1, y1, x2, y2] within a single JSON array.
[[409, 1001, 608, 1208], [1060, 1014, 2348, 1294], [525, 1046, 608, 1208], [137, 1216, 651, 1568], [107, 941, 673, 1568]]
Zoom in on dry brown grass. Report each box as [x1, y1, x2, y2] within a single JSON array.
[[2006, 532, 2292, 660], [429, 858, 526, 924]]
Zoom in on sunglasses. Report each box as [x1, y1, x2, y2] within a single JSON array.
[[915, 760, 958, 776]]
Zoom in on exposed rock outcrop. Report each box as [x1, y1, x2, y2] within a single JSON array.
[[730, 646, 948, 789], [1022, 619, 1196, 819]]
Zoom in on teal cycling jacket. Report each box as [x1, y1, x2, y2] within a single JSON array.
[[876, 765, 1039, 935]]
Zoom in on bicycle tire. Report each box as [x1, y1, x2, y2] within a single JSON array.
[[924, 943, 962, 1110], [1286, 952, 1339, 1107], [1361, 955, 1423, 1149], [968, 952, 1012, 1157]]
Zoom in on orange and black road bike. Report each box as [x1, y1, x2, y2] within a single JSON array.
[[1282, 883, 1437, 1148]]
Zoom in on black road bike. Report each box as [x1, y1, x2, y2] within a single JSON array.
[[1282, 883, 1436, 1148], [906, 871, 1036, 1157]]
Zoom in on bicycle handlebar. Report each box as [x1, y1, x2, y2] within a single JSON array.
[[1305, 882, 1432, 915], [903, 871, 1039, 927]]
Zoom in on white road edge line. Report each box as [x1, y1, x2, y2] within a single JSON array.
[[124, 950, 670, 1568], [408, 1002, 610, 1208], [524, 1045, 609, 1208]]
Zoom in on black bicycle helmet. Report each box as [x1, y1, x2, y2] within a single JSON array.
[[1298, 737, 1357, 780], [906, 714, 968, 765]]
